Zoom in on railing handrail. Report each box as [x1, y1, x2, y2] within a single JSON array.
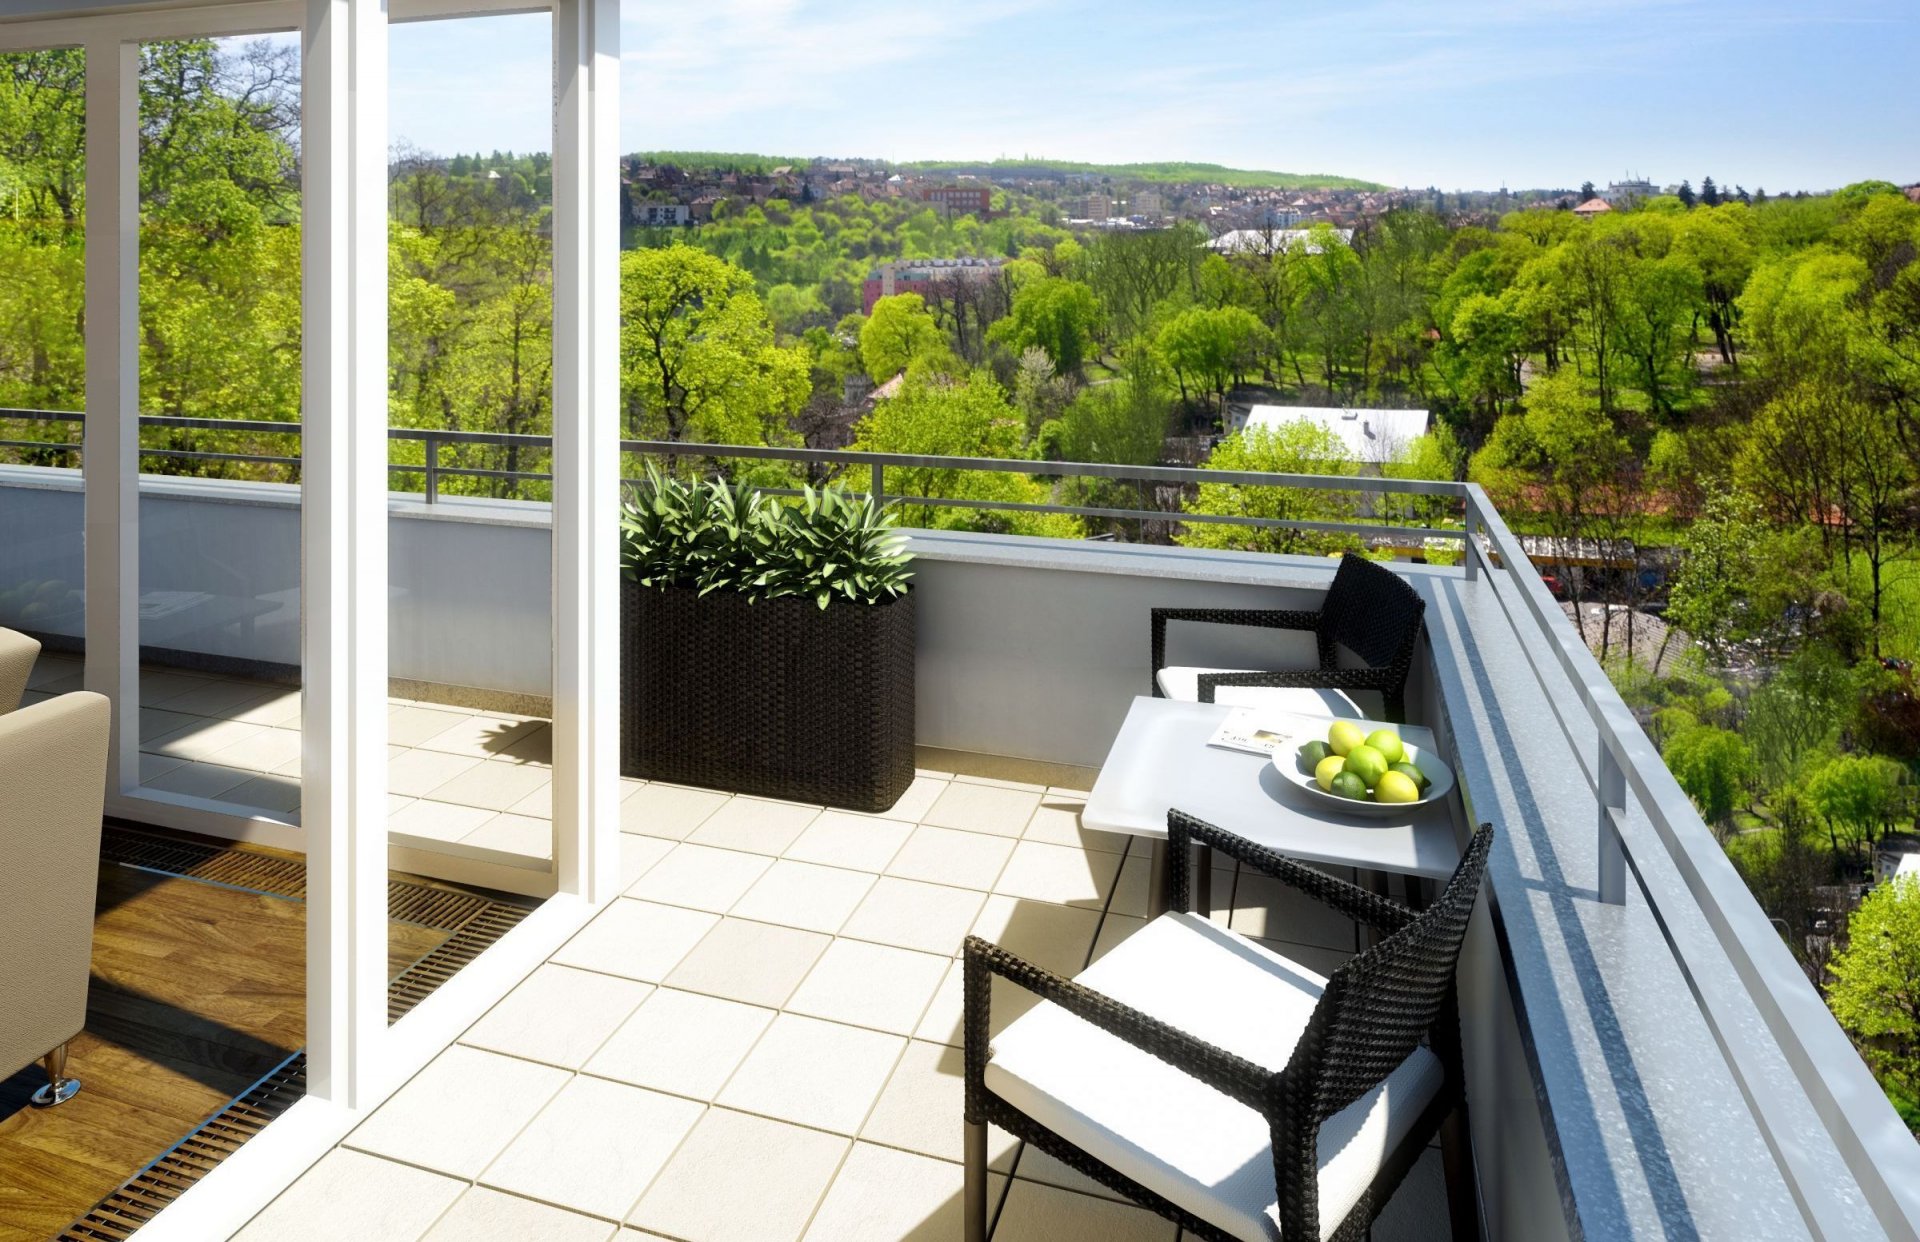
[[1461, 484, 1920, 1238]]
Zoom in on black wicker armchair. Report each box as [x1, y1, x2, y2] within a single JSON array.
[[1150, 552, 1427, 722], [963, 812, 1491, 1242]]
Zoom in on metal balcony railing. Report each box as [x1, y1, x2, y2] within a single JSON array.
[[3, 405, 1916, 1233]]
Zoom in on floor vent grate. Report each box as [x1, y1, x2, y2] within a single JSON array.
[[61, 827, 535, 1237]]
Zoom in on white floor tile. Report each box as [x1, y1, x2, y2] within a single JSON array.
[[968, 894, 1103, 975], [586, 987, 774, 1101], [627, 1108, 847, 1242], [389, 747, 486, 798], [416, 712, 546, 759], [728, 859, 876, 934], [839, 877, 986, 957], [143, 716, 267, 762], [799, 1142, 985, 1242], [550, 898, 719, 983], [143, 760, 256, 801], [233, 1149, 464, 1242], [387, 702, 472, 746], [920, 781, 1041, 837], [1022, 797, 1129, 854], [992, 840, 1122, 909], [461, 964, 652, 1069], [860, 1039, 1017, 1167], [481, 1076, 704, 1220], [220, 772, 304, 815], [461, 812, 554, 860], [625, 843, 772, 913], [425, 758, 554, 811], [390, 798, 496, 845], [884, 826, 1015, 891], [347, 1045, 569, 1178], [715, 1013, 903, 1135], [786, 939, 948, 1035], [422, 1187, 616, 1242], [620, 834, 673, 888], [202, 726, 303, 773], [663, 918, 830, 1008], [620, 781, 729, 840], [866, 774, 945, 822], [686, 795, 820, 855], [783, 810, 913, 872]]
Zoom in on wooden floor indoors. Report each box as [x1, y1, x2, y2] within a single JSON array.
[[0, 825, 511, 1242]]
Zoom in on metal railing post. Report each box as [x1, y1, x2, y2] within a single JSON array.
[[871, 460, 885, 509], [1463, 498, 1481, 582], [1598, 742, 1627, 904], [424, 434, 439, 504]]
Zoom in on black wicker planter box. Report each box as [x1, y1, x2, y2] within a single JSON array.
[[620, 581, 916, 813]]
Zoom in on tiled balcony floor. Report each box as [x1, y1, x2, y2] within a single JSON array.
[[220, 766, 1451, 1239], [24, 653, 560, 866], [26, 653, 1448, 1239]]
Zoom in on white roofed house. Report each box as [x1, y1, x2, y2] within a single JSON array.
[[1228, 404, 1430, 469]]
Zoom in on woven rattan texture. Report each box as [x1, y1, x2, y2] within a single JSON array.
[[620, 581, 915, 813]]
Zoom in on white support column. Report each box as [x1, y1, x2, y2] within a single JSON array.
[[303, 0, 391, 1107], [550, 0, 622, 903], [82, 38, 140, 793]]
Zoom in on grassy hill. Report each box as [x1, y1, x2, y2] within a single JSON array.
[[627, 151, 1384, 191]]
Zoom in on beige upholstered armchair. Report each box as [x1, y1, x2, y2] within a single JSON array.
[[0, 690, 110, 1107], [0, 625, 39, 714]]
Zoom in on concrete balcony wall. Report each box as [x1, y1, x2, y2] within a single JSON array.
[[0, 467, 553, 700]]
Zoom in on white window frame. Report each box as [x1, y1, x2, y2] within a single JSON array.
[[0, 0, 621, 1230]]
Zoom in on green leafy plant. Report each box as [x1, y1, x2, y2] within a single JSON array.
[[620, 465, 912, 608]]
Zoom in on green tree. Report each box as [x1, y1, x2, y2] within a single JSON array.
[[848, 372, 1079, 538], [1807, 754, 1911, 865], [1827, 875, 1920, 1110], [1176, 421, 1356, 556], [858, 292, 949, 384], [1156, 305, 1263, 411], [1044, 341, 1171, 466], [618, 243, 809, 443], [990, 276, 1103, 376], [1667, 490, 1765, 661], [1661, 724, 1752, 834]]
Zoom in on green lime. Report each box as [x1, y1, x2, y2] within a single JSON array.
[[1315, 754, 1346, 791], [1297, 740, 1331, 773], [1391, 761, 1429, 792], [1343, 744, 1388, 788], [1330, 770, 1369, 801], [1365, 729, 1404, 765]]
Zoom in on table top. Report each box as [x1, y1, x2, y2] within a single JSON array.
[[1081, 696, 1464, 881]]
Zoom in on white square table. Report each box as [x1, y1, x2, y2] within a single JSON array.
[[1082, 696, 1464, 918]]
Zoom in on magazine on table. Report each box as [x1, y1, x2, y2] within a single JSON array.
[[1205, 708, 1316, 758]]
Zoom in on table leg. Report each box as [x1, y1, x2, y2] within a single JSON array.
[[1147, 838, 1168, 920]]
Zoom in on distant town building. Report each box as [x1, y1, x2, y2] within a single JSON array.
[[1573, 197, 1614, 218], [1601, 179, 1656, 206], [1905, 184, 1920, 205], [1208, 227, 1353, 255], [1075, 193, 1112, 221], [635, 202, 692, 228], [862, 256, 1007, 315], [1131, 190, 1164, 218], [1226, 405, 1429, 466], [919, 185, 991, 216]]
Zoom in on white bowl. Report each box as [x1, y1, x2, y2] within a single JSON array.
[[1270, 737, 1455, 819]]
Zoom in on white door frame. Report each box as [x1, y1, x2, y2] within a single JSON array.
[[5, 0, 625, 1226]]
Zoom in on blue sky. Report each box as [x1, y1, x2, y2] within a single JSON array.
[[377, 0, 1918, 192]]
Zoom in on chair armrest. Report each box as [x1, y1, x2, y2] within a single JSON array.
[[962, 935, 1273, 1116], [1150, 608, 1322, 689], [1166, 810, 1416, 935], [1194, 666, 1400, 703]]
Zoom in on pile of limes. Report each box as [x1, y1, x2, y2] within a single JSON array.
[[1296, 721, 1430, 804]]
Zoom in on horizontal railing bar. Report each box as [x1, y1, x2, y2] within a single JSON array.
[[138, 448, 301, 467], [0, 439, 79, 453], [617, 438, 1471, 497]]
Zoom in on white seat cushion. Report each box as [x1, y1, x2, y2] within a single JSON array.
[[1155, 666, 1365, 719], [984, 912, 1442, 1242]]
